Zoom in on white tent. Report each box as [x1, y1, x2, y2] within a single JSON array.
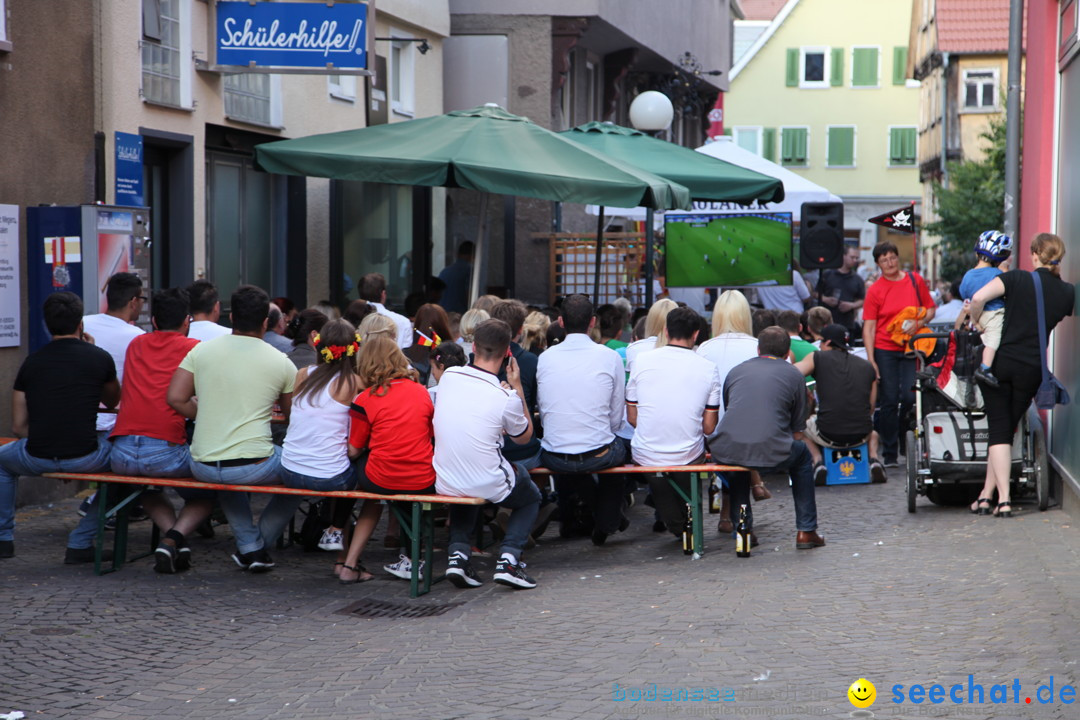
[[586, 136, 841, 222]]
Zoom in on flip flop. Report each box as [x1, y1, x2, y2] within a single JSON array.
[[338, 564, 374, 584]]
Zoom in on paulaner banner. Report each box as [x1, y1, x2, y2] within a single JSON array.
[[214, 1, 369, 72]]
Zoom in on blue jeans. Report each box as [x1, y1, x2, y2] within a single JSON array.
[[189, 446, 282, 554], [541, 438, 628, 534], [110, 436, 191, 477], [256, 464, 358, 548], [448, 463, 540, 562], [874, 348, 916, 462], [726, 440, 818, 533], [0, 438, 112, 548]]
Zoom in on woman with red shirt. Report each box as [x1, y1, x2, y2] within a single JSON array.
[[861, 242, 935, 467], [338, 334, 435, 584]]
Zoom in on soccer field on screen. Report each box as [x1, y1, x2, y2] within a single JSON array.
[[665, 212, 793, 287]]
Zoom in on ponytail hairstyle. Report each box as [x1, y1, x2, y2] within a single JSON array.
[[357, 313, 397, 343], [357, 333, 417, 396], [286, 308, 329, 347], [295, 318, 362, 403], [1031, 232, 1066, 276], [430, 341, 466, 371], [644, 298, 678, 349]]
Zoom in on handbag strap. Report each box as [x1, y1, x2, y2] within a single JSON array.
[[1031, 270, 1051, 382]]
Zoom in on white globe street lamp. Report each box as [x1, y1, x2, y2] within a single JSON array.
[[629, 91, 674, 132]]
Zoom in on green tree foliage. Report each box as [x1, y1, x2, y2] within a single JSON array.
[[924, 118, 1007, 282]]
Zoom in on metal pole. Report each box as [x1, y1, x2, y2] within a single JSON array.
[[469, 193, 490, 307], [1002, 0, 1024, 237], [645, 208, 655, 307], [593, 208, 605, 302]]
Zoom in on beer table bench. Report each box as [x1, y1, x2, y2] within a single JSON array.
[[37, 469, 484, 598], [529, 463, 748, 559]]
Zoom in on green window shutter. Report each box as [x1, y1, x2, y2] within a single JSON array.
[[831, 48, 844, 86], [723, 128, 732, 136], [892, 46, 908, 85], [795, 128, 808, 165], [782, 128, 808, 166], [852, 47, 879, 86], [890, 127, 917, 165], [902, 127, 917, 164], [762, 127, 776, 161], [827, 127, 855, 167], [786, 48, 799, 86], [781, 128, 793, 163]]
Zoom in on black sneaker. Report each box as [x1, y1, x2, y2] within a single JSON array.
[[974, 366, 1000, 388], [445, 553, 482, 588], [493, 558, 536, 589], [0, 540, 13, 559], [154, 543, 177, 574], [176, 546, 192, 571], [813, 463, 828, 486], [232, 549, 275, 573]]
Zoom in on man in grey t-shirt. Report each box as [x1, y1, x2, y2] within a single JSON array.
[[709, 326, 825, 550]]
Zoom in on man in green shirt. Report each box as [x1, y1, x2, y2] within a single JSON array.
[[777, 310, 817, 362]]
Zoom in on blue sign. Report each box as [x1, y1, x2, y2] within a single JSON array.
[[114, 132, 144, 207], [216, 1, 367, 70]]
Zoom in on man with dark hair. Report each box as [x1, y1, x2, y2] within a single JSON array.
[[751, 308, 776, 338], [537, 294, 630, 545], [817, 245, 866, 332], [110, 288, 215, 573], [263, 303, 292, 352], [359, 272, 412, 348], [795, 324, 885, 484], [438, 240, 475, 314], [168, 285, 296, 572], [186, 279, 230, 341], [0, 292, 120, 562], [934, 281, 964, 325], [709, 326, 825, 550], [81, 272, 145, 436], [597, 304, 629, 354], [489, 300, 541, 465], [627, 307, 721, 536], [776, 310, 816, 361], [434, 319, 541, 589]]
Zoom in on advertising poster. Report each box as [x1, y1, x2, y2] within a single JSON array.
[[97, 233, 131, 313], [0, 204, 20, 347], [115, 132, 144, 207]]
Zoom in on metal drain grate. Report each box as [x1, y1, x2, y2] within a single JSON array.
[[337, 599, 465, 619]]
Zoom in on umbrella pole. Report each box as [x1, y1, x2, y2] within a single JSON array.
[[593, 207, 605, 303], [470, 193, 491, 307], [645, 208, 655, 307]]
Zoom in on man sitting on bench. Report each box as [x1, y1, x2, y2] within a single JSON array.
[[0, 292, 120, 563], [626, 307, 721, 541], [109, 287, 215, 573], [433, 319, 541, 590]]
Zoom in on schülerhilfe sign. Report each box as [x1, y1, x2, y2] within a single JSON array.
[[215, 1, 367, 71]]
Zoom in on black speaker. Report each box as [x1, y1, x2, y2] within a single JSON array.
[[799, 202, 844, 269]]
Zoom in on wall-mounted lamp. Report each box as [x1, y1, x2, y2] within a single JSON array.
[[375, 37, 431, 55]]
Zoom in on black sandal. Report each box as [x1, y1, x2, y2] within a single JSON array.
[[993, 502, 1012, 518], [338, 564, 374, 584], [970, 497, 993, 515]]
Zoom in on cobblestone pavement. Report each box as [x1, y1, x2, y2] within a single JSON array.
[[1, 470, 1079, 720]]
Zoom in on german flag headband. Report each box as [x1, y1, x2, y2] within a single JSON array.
[[313, 333, 362, 364]]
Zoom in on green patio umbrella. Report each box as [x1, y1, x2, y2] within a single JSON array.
[[563, 122, 786, 303], [257, 105, 692, 304]]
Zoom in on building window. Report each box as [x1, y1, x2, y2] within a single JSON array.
[[826, 126, 856, 167], [780, 126, 809, 166], [851, 46, 880, 87], [733, 127, 763, 155], [329, 74, 357, 102], [963, 68, 999, 110], [390, 33, 415, 117], [224, 73, 282, 128], [799, 47, 830, 88], [889, 126, 917, 166], [141, 0, 191, 108], [0, 0, 10, 51]]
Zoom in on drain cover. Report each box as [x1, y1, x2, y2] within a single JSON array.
[[338, 599, 465, 619], [30, 627, 75, 636]]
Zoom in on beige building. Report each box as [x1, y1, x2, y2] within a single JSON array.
[[908, 0, 1015, 280]]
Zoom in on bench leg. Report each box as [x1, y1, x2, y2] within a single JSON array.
[[92, 484, 142, 576], [389, 501, 429, 598], [667, 473, 705, 560], [422, 503, 434, 596]]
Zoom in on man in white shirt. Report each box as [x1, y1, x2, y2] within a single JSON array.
[[934, 281, 965, 325], [359, 272, 413, 348], [185, 280, 231, 342], [537, 294, 629, 546], [81, 272, 145, 435], [627, 307, 721, 537], [434, 319, 541, 590]]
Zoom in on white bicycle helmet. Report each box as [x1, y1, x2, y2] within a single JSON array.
[[976, 230, 1013, 262]]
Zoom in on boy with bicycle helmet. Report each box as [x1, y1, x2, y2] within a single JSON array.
[[959, 230, 1013, 387]]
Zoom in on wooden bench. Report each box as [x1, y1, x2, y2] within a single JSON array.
[[530, 463, 747, 559], [0, 444, 483, 597]]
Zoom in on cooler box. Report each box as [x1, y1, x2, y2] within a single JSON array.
[[825, 443, 870, 485]]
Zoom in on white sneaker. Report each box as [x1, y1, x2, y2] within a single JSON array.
[[317, 528, 344, 552], [384, 554, 424, 581]]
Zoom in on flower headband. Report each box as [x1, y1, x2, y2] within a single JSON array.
[[314, 333, 361, 364]]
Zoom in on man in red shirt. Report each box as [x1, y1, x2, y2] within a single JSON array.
[[110, 287, 214, 573]]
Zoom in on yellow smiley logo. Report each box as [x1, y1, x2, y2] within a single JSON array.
[[848, 678, 876, 708]]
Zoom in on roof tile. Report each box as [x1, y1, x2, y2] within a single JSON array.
[[936, 0, 1022, 54], [740, 0, 789, 22]]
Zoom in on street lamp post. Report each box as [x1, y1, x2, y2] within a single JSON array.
[[629, 91, 675, 308]]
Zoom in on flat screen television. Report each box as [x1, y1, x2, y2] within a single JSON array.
[[664, 211, 793, 288]]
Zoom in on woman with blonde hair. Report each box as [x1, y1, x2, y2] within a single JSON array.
[[966, 232, 1073, 518], [472, 294, 501, 314], [697, 290, 772, 531], [357, 312, 397, 340], [521, 310, 551, 354], [625, 298, 677, 374], [337, 333, 436, 583], [457, 308, 489, 357]]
